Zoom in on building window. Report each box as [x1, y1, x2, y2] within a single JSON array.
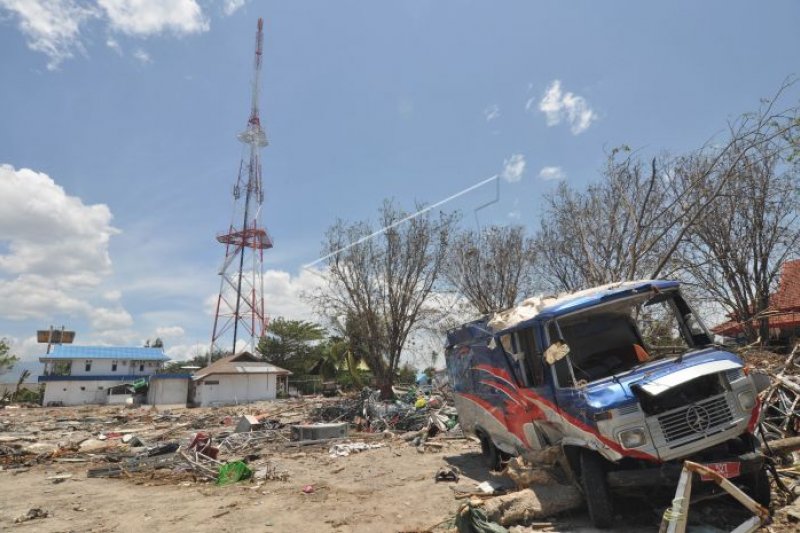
[[112, 361, 118, 372], [80, 386, 86, 391], [139, 364, 144, 372], [85, 361, 92, 372], [204, 380, 219, 385], [98, 386, 104, 390]]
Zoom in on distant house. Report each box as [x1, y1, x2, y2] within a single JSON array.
[[713, 259, 800, 345], [38, 345, 171, 406], [191, 352, 290, 407]]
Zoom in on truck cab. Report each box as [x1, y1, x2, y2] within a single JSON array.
[[445, 280, 766, 528]]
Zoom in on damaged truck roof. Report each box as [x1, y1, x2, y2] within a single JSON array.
[[488, 279, 680, 332]]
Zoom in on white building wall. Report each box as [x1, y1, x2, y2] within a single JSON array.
[[68, 359, 161, 377], [148, 379, 189, 406], [43, 380, 123, 406], [194, 374, 277, 407]]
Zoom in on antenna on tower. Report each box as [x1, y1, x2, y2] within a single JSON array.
[[210, 18, 272, 358]]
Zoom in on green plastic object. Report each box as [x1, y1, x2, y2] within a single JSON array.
[[132, 378, 148, 391], [216, 461, 252, 486]]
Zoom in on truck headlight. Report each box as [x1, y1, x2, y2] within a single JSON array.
[[618, 427, 648, 449], [738, 390, 756, 411]]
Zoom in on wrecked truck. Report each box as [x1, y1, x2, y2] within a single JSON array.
[[445, 280, 767, 528]]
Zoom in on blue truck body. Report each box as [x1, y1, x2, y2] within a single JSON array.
[[445, 280, 765, 526]]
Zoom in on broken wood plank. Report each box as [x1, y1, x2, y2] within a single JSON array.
[[765, 436, 800, 455]]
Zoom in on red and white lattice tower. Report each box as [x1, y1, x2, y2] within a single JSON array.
[[211, 18, 272, 355]]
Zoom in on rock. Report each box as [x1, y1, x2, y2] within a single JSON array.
[[14, 508, 49, 523], [24, 442, 59, 454], [79, 438, 111, 452]]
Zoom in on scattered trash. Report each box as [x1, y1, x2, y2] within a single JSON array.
[[46, 473, 72, 484], [216, 460, 252, 486], [435, 466, 460, 483], [235, 415, 263, 433], [302, 484, 315, 494], [14, 508, 49, 523], [328, 441, 385, 457]]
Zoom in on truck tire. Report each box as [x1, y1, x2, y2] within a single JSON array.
[[742, 467, 771, 508], [580, 450, 614, 529], [479, 433, 503, 471]]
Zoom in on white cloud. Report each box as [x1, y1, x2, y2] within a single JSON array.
[[501, 154, 526, 183], [0, 164, 132, 333], [538, 166, 566, 181], [484, 104, 500, 122], [132, 47, 150, 63], [0, 0, 98, 70], [223, 0, 247, 16], [0, 334, 41, 360], [89, 306, 133, 330], [106, 36, 121, 54], [155, 325, 185, 340], [535, 80, 597, 135], [166, 342, 208, 362], [98, 0, 208, 36], [262, 268, 326, 322], [0, 0, 209, 69], [0, 165, 118, 280]]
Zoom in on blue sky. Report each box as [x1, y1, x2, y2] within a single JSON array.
[[1, 1, 799, 373]]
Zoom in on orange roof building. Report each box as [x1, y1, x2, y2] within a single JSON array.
[[712, 259, 800, 343]]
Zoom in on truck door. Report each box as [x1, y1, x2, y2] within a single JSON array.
[[500, 327, 555, 451]]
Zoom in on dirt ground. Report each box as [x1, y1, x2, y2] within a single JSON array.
[[0, 431, 644, 533], [0, 402, 794, 532]]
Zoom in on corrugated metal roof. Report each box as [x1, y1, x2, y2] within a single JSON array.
[[193, 352, 290, 379], [39, 345, 170, 361]]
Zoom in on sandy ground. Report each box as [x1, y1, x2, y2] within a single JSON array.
[[1, 402, 790, 533], [2, 441, 479, 533], [0, 438, 661, 533]]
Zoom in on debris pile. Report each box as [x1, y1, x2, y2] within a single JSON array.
[[0, 396, 390, 488], [310, 386, 463, 449]]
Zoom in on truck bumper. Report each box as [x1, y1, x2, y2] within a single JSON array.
[[606, 451, 764, 488]]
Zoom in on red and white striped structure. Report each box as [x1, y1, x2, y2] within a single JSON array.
[[211, 18, 272, 355]]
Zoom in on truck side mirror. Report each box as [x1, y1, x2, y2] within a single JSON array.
[[544, 340, 570, 365]]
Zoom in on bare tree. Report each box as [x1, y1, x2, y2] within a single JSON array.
[[535, 149, 677, 291], [535, 81, 800, 296], [444, 225, 538, 314], [676, 135, 800, 343], [312, 201, 456, 399]]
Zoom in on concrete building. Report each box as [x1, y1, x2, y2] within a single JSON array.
[[147, 374, 191, 407], [192, 352, 290, 407], [38, 345, 169, 406]]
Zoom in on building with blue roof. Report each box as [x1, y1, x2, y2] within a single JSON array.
[[38, 345, 176, 406]]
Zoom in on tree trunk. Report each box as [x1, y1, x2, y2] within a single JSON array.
[[378, 380, 394, 400], [481, 485, 584, 526]]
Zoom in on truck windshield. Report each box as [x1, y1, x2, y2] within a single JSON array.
[[551, 290, 711, 384]]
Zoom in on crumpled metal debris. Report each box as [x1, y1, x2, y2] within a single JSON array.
[[328, 441, 386, 457]]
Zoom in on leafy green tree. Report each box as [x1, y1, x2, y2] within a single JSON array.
[[144, 338, 164, 348], [13, 369, 31, 401], [0, 338, 18, 375], [256, 317, 326, 374]]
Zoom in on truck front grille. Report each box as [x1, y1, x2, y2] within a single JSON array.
[[657, 395, 733, 444]]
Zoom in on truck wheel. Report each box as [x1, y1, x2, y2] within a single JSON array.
[[742, 467, 771, 508], [479, 434, 503, 471], [580, 451, 614, 529]]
